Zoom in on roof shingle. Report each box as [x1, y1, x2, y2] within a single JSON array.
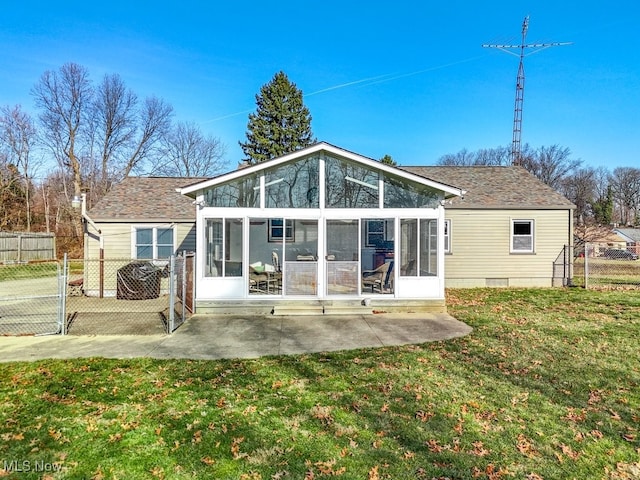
[[89, 177, 206, 221], [403, 166, 575, 209]]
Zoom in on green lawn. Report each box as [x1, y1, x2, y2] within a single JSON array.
[[1, 288, 639, 479], [0, 262, 58, 282]]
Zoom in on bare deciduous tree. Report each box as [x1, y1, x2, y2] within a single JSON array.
[[32, 63, 175, 240], [124, 96, 173, 177], [92, 73, 138, 194], [560, 167, 596, 225], [0, 105, 38, 230], [152, 121, 226, 177], [90, 76, 173, 193], [437, 146, 510, 166], [610, 167, 640, 226], [32, 62, 92, 204], [520, 145, 582, 191]]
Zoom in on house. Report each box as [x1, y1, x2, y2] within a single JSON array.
[[82, 142, 575, 312], [574, 225, 627, 258], [613, 228, 640, 255], [404, 166, 575, 287], [82, 176, 205, 296]]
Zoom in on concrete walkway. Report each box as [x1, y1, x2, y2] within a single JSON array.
[[0, 312, 472, 363]]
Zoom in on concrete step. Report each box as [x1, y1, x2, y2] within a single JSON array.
[[271, 304, 324, 316]]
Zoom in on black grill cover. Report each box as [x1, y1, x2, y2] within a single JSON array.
[[116, 262, 161, 300]]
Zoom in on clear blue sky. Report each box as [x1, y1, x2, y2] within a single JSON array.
[[1, 1, 637, 171]]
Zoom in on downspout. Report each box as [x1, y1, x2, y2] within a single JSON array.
[[80, 193, 104, 298]]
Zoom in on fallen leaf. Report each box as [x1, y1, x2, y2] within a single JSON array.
[[368, 465, 379, 480], [232, 437, 245, 459]]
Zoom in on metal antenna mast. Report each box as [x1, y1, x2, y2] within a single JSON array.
[[483, 16, 571, 165]]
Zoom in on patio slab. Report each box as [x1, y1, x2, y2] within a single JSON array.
[[0, 312, 472, 362]]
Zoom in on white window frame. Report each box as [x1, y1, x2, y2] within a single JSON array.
[[444, 219, 451, 254], [510, 219, 534, 253], [132, 225, 176, 260]]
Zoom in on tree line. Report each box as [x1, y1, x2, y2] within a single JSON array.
[[0, 62, 226, 253], [437, 144, 639, 229]]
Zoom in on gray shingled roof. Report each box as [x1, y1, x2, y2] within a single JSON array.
[[90, 166, 574, 222], [89, 177, 206, 222], [614, 228, 640, 242], [403, 166, 575, 209]]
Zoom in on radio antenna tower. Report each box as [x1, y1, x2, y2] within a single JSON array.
[[483, 16, 571, 165]]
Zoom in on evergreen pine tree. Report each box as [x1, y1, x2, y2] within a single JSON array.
[[239, 71, 315, 164], [379, 154, 397, 166]]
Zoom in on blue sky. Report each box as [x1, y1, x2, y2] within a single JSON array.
[[1, 1, 638, 171]]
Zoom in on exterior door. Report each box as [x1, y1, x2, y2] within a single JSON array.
[[283, 219, 318, 296], [326, 219, 359, 295]]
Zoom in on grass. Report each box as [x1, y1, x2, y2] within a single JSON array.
[[1, 288, 639, 479], [573, 258, 640, 288], [0, 260, 83, 283], [0, 262, 59, 281]]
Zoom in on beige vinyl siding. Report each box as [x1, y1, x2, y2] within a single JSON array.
[[444, 209, 571, 288], [83, 221, 196, 296], [86, 222, 196, 260]]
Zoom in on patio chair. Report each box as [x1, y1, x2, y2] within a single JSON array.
[[362, 261, 393, 293], [249, 266, 269, 293]]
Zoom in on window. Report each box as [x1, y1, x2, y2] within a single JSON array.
[[325, 155, 379, 208], [134, 226, 174, 259], [511, 219, 534, 253], [400, 218, 438, 276], [365, 220, 385, 247], [383, 173, 440, 208], [268, 219, 294, 242], [264, 157, 319, 208], [204, 173, 260, 208], [205, 218, 243, 277], [444, 220, 451, 253], [419, 219, 438, 276]]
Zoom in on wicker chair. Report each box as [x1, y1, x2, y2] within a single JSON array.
[[362, 261, 393, 293]]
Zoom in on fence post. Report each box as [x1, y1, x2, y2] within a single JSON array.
[[60, 254, 68, 335], [181, 252, 186, 323], [584, 243, 589, 289], [168, 255, 176, 333]]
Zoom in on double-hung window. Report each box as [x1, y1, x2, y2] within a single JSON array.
[[134, 226, 174, 259], [511, 219, 534, 253]]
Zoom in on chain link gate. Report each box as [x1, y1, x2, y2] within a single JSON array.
[[170, 251, 194, 333], [0, 258, 65, 335]]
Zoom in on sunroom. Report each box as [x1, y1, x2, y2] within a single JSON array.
[[180, 143, 464, 314]]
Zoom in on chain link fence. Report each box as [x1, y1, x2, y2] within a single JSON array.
[[575, 243, 640, 289], [0, 253, 193, 336], [0, 260, 64, 335]]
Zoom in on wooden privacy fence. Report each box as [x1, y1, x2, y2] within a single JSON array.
[[0, 232, 56, 263]]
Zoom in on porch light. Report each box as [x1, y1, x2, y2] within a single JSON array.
[[345, 176, 378, 190], [71, 195, 82, 209]]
